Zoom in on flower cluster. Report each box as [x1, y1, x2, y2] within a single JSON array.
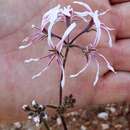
[[22, 100, 48, 127], [70, 43, 116, 86], [19, 1, 115, 88]]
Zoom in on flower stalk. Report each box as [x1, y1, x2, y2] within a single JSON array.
[[20, 1, 116, 130]]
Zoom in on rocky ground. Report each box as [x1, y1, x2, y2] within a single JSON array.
[[0, 102, 130, 130]]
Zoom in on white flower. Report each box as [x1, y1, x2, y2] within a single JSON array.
[[70, 43, 115, 86], [41, 5, 61, 48], [19, 25, 47, 49], [26, 23, 76, 88], [74, 1, 113, 47]]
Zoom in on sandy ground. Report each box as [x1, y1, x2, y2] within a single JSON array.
[[0, 102, 130, 130]]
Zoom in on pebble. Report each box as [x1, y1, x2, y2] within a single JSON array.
[[56, 117, 62, 126], [72, 118, 76, 122], [13, 122, 22, 129], [80, 125, 87, 130], [114, 124, 122, 128], [101, 123, 110, 130], [67, 111, 79, 116], [107, 107, 116, 113], [97, 112, 108, 120]]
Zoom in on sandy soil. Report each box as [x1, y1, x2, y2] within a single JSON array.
[[0, 102, 130, 130]]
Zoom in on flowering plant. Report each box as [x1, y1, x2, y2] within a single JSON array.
[[20, 1, 115, 130]]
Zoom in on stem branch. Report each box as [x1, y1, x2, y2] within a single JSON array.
[[43, 119, 50, 130], [70, 19, 93, 45]]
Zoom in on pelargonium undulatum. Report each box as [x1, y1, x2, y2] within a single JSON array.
[[19, 1, 116, 87]]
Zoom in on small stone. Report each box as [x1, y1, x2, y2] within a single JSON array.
[[14, 122, 22, 129], [28, 115, 32, 120], [92, 120, 98, 125], [107, 107, 116, 113], [114, 124, 122, 128], [80, 125, 87, 130], [68, 111, 79, 116], [72, 118, 76, 122], [56, 117, 62, 126], [97, 112, 108, 120], [101, 124, 109, 130]]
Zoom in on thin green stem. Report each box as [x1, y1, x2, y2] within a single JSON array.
[[60, 115, 68, 130], [46, 105, 57, 109], [69, 19, 93, 45], [59, 17, 71, 130], [43, 119, 50, 130]]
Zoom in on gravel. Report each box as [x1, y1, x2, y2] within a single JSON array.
[[0, 102, 130, 130]]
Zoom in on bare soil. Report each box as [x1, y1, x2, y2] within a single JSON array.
[[1, 102, 130, 130]]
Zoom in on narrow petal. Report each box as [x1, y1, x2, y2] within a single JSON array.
[[61, 66, 65, 88], [70, 63, 89, 78], [19, 43, 32, 49], [22, 37, 29, 42], [73, 1, 92, 12], [70, 55, 91, 78], [93, 59, 100, 86], [25, 53, 54, 64], [32, 67, 48, 79], [97, 52, 116, 73], [74, 11, 89, 22], [62, 22, 76, 41], [101, 25, 113, 47], [99, 9, 110, 16], [101, 23, 115, 31], [19, 29, 45, 50], [57, 57, 65, 88], [93, 11, 101, 47], [74, 11, 89, 17], [48, 23, 55, 48], [56, 22, 76, 52], [41, 4, 61, 31], [32, 56, 55, 79], [24, 58, 40, 63]]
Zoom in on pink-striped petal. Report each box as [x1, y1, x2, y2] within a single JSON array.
[[32, 56, 55, 79], [101, 25, 112, 47], [41, 4, 61, 31], [101, 23, 115, 47], [73, 1, 92, 12], [56, 22, 76, 52], [24, 58, 40, 63], [48, 23, 55, 48], [32, 66, 48, 79], [99, 9, 110, 16], [93, 59, 100, 86], [70, 55, 91, 78], [61, 65, 65, 88], [92, 11, 101, 47], [19, 42, 32, 49], [74, 11, 89, 22], [97, 53, 116, 73], [57, 57, 65, 88]]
